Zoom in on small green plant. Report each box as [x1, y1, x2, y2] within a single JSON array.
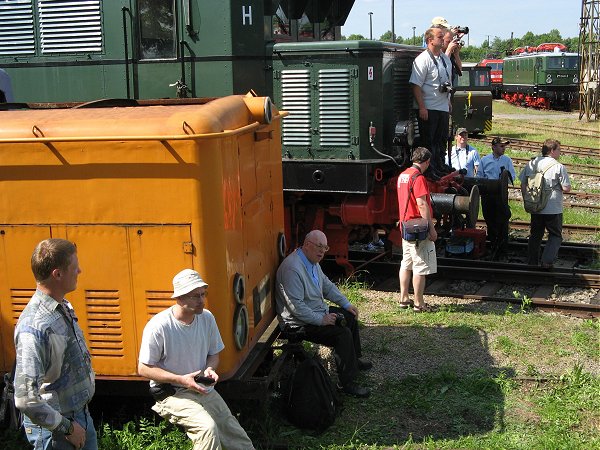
[[512, 290, 532, 313]]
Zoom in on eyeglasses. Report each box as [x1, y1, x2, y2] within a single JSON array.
[[308, 240, 330, 252]]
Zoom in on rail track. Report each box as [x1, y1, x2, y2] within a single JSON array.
[[495, 122, 600, 139], [506, 185, 600, 211], [471, 136, 599, 158], [329, 240, 600, 319], [510, 156, 599, 178]]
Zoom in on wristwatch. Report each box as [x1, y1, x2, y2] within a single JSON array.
[[64, 419, 75, 436]]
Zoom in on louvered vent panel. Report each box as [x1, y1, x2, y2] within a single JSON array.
[[86, 290, 123, 357], [393, 60, 413, 120], [11, 289, 35, 324], [39, 0, 101, 53], [146, 291, 174, 321], [318, 69, 350, 146], [281, 70, 311, 146], [0, 1, 35, 55]]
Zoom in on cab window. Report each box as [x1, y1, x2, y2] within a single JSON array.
[[138, 0, 176, 59]]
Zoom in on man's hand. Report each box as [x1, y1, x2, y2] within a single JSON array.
[[346, 305, 359, 317], [446, 40, 461, 56], [65, 421, 86, 449], [321, 313, 337, 326], [182, 370, 217, 394], [428, 227, 438, 241]]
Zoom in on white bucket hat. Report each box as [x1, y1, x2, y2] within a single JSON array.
[[171, 269, 208, 298]]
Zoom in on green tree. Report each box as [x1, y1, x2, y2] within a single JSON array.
[[346, 33, 366, 40]]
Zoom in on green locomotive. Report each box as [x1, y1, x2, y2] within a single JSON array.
[[502, 44, 579, 110], [0, 0, 348, 101]]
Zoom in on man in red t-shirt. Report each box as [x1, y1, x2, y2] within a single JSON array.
[[397, 147, 438, 312]]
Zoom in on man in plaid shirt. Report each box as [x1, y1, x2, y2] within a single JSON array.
[[14, 239, 96, 450]]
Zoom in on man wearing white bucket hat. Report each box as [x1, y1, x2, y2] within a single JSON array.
[[138, 269, 254, 450]]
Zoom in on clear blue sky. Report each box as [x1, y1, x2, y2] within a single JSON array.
[[341, 0, 582, 46]]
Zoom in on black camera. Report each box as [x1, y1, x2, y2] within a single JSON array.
[[439, 81, 454, 94], [454, 26, 469, 35], [334, 313, 347, 327], [452, 36, 465, 47], [194, 374, 216, 385]]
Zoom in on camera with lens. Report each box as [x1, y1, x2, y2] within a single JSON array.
[[452, 26, 468, 47], [452, 36, 465, 47], [334, 313, 347, 327], [439, 81, 454, 94]]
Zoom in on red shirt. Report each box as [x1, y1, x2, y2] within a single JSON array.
[[397, 166, 432, 221]]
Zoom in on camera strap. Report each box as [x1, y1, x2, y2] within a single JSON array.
[[426, 49, 450, 84]]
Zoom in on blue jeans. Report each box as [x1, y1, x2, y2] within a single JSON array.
[[23, 408, 97, 450]]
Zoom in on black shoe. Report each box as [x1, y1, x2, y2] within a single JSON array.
[[341, 382, 370, 398], [357, 358, 373, 371]]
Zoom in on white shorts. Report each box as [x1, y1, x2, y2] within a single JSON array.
[[400, 239, 437, 275]]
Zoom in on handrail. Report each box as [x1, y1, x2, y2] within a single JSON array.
[[121, 7, 131, 99], [0, 123, 260, 144], [0, 113, 287, 144]]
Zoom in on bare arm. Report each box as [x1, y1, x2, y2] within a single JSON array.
[[412, 84, 428, 121], [416, 195, 437, 241], [138, 362, 214, 393]]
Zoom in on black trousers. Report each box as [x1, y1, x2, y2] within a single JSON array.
[[417, 109, 449, 171], [527, 213, 563, 266], [302, 306, 363, 386], [481, 193, 511, 249]]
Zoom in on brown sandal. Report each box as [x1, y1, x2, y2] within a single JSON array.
[[399, 301, 413, 309], [413, 303, 434, 313]]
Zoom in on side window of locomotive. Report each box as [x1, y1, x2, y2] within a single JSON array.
[[456, 70, 470, 87], [320, 18, 336, 40], [298, 14, 315, 40], [473, 69, 489, 87], [138, 0, 176, 59], [273, 6, 291, 40]]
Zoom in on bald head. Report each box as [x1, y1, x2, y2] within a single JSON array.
[[302, 230, 329, 264]]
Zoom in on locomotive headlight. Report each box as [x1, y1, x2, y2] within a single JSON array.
[[393, 120, 415, 147], [233, 304, 249, 350]]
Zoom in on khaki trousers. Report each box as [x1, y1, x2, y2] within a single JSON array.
[[152, 389, 254, 450]]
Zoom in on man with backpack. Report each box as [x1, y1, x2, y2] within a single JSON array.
[[276, 230, 372, 398], [519, 139, 571, 269]]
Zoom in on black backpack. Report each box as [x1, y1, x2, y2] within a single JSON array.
[[286, 355, 341, 432]]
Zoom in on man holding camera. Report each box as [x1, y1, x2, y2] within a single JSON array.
[[276, 230, 372, 398], [138, 269, 254, 450], [432, 17, 467, 85], [409, 26, 453, 175]]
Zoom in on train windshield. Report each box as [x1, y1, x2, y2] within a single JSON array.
[[486, 63, 503, 71], [547, 56, 579, 70], [456, 68, 490, 87], [138, 0, 176, 59]]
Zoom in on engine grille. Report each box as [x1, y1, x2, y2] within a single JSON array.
[[281, 69, 311, 147], [318, 69, 351, 147], [0, 1, 34, 55]]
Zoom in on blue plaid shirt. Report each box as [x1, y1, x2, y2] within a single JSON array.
[[14, 290, 95, 432]]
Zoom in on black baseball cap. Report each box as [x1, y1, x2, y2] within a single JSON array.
[[491, 137, 510, 145]]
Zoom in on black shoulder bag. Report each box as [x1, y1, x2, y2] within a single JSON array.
[[400, 171, 430, 242]]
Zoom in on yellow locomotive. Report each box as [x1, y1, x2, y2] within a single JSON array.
[[0, 95, 285, 391]]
